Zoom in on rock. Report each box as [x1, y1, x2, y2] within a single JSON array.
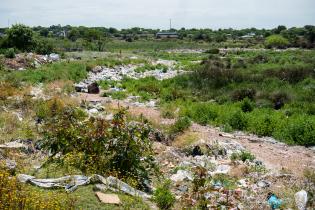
[[74, 84, 86, 92], [6, 159, 17, 171], [238, 179, 247, 188], [95, 192, 121, 204], [212, 165, 230, 175], [49, 53, 60, 61], [257, 180, 271, 188], [295, 190, 307, 210], [177, 185, 188, 193], [87, 82, 100, 94], [170, 170, 193, 182], [88, 108, 99, 115], [0, 140, 28, 150], [92, 66, 103, 73], [192, 146, 203, 157]]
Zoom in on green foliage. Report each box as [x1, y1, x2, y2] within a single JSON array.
[[228, 111, 248, 130], [265, 35, 289, 49], [6, 24, 35, 51], [153, 180, 176, 210], [170, 116, 191, 134], [230, 151, 255, 162], [184, 103, 218, 125], [42, 108, 157, 190], [35, 39, 54, 54], [4, 48, 16, 58], [240, 98, 254, 112]]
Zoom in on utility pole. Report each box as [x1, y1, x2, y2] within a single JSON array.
[[169, 19, 172, 31]]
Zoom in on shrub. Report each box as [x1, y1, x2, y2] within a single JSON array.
[[232, 88, 256, 101], [153, 180, 176, 210], [6, 24, 35, 51], [35, 39, 54, 55], [265, 35, 289, 49], [240, 98, 254, 113], [228, 111, 248, 130], [205, 48, 220, 54], [230, 151, 255, 162], [281, 117, 315, 146], [270, 91, 291, 110], [170, 116, 191, 134], [0, 168, 76, 210], [42, 108, 157, 190], [188, 103, 218, 125], [4, 48, 16, 58]]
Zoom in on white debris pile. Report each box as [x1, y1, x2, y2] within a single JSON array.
[[75, 61, 185, 93]]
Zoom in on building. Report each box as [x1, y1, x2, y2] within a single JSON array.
[[156, 32, 179, 39]]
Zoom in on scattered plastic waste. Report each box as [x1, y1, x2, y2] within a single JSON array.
[[267, 193, 282, 210]]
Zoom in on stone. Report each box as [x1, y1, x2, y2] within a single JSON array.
[[212, 165, 230, 175], [95, 192, 121, 204], [6, 159, 17, 171], [49, 53, 60, 61], [192, 146, 203, 157], [170, 170, 193, 182], [92, 66, 103, 73], [257, 180, 271, 188], [88, 108, 99, 115], [295, 190, 307, 210], [87, 82, 100, 94]]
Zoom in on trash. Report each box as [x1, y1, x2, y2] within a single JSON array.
[[95, 192, 121, 204], [170, 170, 193, 182], [87, 82, 100, 94], [17, 174, 151, 199], [267, 193, 282, 210], [295, 190, 308, 210]]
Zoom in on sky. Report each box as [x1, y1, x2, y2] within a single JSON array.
[[0, 0, 314, 29]]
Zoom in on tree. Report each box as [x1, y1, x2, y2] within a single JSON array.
[[67, 28, 80, 41], [39, 28, 49, 37], [6, 24, 35, 51], [265, 35, 289, 49]]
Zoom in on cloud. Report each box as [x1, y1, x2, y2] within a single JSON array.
[[0, 0, 314, 29]]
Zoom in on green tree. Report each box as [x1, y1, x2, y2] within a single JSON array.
[[67, 28, 80, 41], [265, 35, 289, 49], [6, 24, 35, 51]]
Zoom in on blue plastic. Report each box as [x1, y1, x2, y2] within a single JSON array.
[[267, 195, 282, 209]]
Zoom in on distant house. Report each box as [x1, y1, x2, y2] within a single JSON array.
[[156, 32, 179, 39], [241, 32, 256, 39]]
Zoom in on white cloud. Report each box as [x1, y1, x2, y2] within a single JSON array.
[[0, 0, 314, 29]]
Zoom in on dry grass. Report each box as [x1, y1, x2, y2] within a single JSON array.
[[172, 130, 199, 148]]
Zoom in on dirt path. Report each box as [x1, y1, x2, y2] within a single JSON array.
[[78, 93, 315, 177]]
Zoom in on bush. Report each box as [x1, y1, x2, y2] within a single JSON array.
[[35, 39, 54, 54], [230, 151, 255, 162], [0, 168, 75, 209], [153, 180, 176, 210], [170, 116, 191, 134], [240, 98, 254, 113], [205, 48, 220, 54], [232, 88, 256, 101], [265, 35, 289, 49], [281, 117, 315, 146], [6, 24, 35, 51], [42, 108, 157, 190], [4, 48, 16, 58], [188, 103, 218, 125], [228, 111, 248, 130]]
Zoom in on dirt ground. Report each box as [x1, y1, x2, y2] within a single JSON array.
[[78, 92, 315, 177]]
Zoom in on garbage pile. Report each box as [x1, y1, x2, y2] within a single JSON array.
[[74, 62, 185, 93], [3, 53, 60, 70]]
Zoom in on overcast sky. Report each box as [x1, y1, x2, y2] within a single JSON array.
[[0, 0, 314, 29]]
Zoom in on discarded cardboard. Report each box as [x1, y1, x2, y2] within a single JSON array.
[[95, 192, 121, 204]]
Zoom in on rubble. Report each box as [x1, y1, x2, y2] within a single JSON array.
[[295, 190, 308, 210], [170, 170, 193, 182], [4, 53, 61, 70], [74, 62, 185, 93]]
